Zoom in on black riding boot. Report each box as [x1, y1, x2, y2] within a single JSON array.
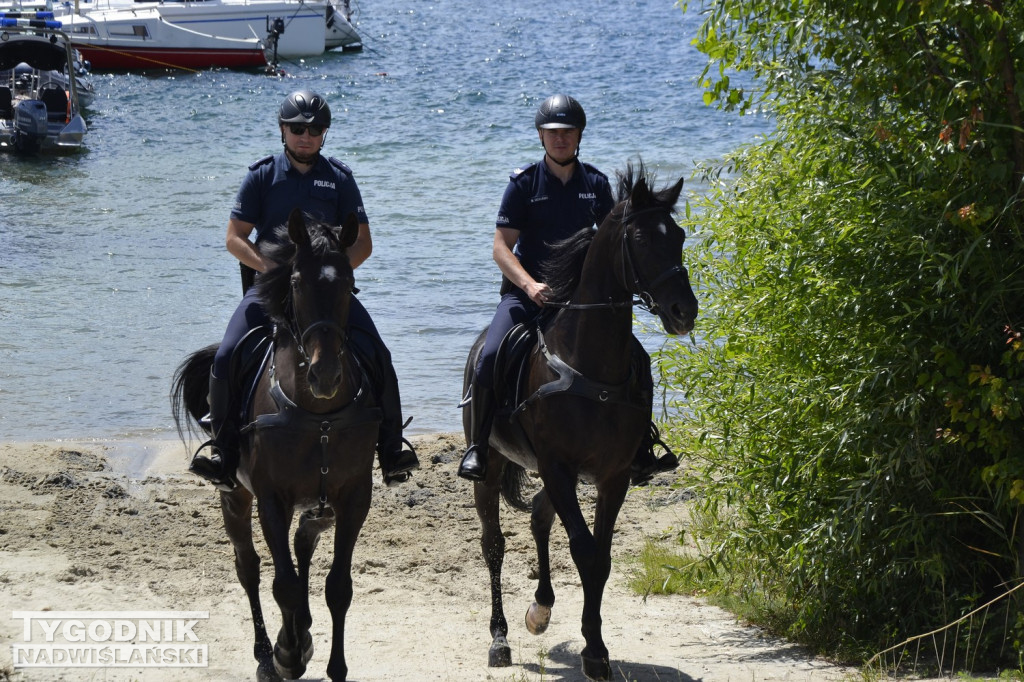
[[375, 360, 420, 486], [188, 372, 239, 492], [630, 422, 679, 486], [458, 385, 496, 482]]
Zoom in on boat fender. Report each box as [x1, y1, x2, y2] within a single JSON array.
[[63, 90, 70, 123], [327, 157, 353, 177], [248, 155, 274, 171]]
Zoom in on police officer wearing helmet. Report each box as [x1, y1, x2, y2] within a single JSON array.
[[189, 90, 419, 490], [457, 94, 679, 485]]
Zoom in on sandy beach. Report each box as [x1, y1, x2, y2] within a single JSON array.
[[0, 434, 857, 681]]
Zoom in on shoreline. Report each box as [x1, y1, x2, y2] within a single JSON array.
[[0, 436, 857, 682]]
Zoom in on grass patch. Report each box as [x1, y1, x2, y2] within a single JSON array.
[[627, 538, 690, 597]]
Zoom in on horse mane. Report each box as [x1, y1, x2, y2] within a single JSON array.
[[540, 160, 675, 302], [254, 216, 349, 325], [539, 228, 595, 302]]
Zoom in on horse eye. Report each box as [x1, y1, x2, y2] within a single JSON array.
[[291, 274, 301, 289]]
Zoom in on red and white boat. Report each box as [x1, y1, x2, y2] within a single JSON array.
[[0, 0, 360, 71], [58, 6, 270, 69]]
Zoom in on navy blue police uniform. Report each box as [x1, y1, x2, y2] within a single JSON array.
[[213, 152, 381, 380], [474, 158, 615, 389]]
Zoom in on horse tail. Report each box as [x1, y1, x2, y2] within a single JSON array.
[[500, 461, 533, 512], [170, 344, 218, 444]]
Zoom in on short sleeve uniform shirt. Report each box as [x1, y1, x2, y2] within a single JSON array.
[[496, 159, 614, 280], [231, 152, 367, 246]]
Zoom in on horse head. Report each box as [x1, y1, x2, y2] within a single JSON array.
[[260, 208, 359, 400], [618, 165, 698, 336]]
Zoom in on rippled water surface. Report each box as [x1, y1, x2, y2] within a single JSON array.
[[0, 0, 769, 441]]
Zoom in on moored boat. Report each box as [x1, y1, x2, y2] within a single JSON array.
[[56, 6, 271, 69], [3, 0, 360, 64], [71, 0, 363, 55], [0, 20, 88, 152]]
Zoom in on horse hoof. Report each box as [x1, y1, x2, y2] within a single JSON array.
[[272, 658, 306, 681], [256, 659, 283, 682], [525, 602, 551, 635], [581, 653, 611, 681], [272, 635, 313, 680], [488, 634, 512, 667]]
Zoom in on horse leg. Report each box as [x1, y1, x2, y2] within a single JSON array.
[[295, 508, 334, 598], [220, 488, 279, 682], [323, 483, 371, 682], [540, 462, 618, 681], [579, 475, 630, 682], [474, 471, 511, 667], [525, 488, 556, 635], [256, 496, 312, 680]]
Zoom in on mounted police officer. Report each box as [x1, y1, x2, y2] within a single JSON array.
[[189, 89, 419, 490], [457, 93, 679, 485]]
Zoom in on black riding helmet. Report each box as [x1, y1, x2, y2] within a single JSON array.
[[534, 94, 586, 131], [279, 90, 331, 128]]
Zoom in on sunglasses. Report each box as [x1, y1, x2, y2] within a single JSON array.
[[287, 124, 325, 137]]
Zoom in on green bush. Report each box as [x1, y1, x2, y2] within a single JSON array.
[[664, 0, 1024, 668]]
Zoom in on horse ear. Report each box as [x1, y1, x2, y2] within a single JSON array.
[[338, 212, 359, 249], [288, 208, 310, 248], [629, 175, 654, 208], [666, 176, 684, 209]]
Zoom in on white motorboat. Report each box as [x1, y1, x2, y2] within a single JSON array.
[[91, 0, 364, 54], [0, 6, 270, 69], [58, 6, 273, 69], [31, 0, 360, 63], [0, 20, 88, 151]]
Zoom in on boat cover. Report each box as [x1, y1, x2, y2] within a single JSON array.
[[0, 41, 68, 72]]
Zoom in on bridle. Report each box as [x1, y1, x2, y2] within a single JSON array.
[[546, 203, 684, 314], [280, 282, 349, 366], [292, 319, 348, 366], [619, 205, 686, 316], [278, 231, 352, 366]]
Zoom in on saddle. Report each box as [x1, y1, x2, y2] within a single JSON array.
[[491, 322, 539, 412], [228, 325, 274, 424]]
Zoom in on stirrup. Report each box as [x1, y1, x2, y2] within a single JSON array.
[[188, 440, 237, 493], [630, 424, 679, 487], [382, 436, 419, 487]]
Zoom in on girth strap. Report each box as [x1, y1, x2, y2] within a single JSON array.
[[511, 327, 647, 417]]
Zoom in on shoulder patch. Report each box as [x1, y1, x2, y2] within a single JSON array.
[[510, 162, 536, 181], [327, 157, 353, 176], [247, 155, 274, 171]]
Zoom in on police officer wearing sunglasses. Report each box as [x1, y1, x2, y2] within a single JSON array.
[[189, 90, 419, 490]]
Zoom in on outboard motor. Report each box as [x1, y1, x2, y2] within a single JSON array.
[[265, 16, 285, 73], [13, 100, 47, 152]]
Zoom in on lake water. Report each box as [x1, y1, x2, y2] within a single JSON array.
[[0, 0, 769, 444]]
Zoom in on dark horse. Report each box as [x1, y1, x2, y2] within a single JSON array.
[[463, 163, 698, 681], [171, 209, 380, 681]]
